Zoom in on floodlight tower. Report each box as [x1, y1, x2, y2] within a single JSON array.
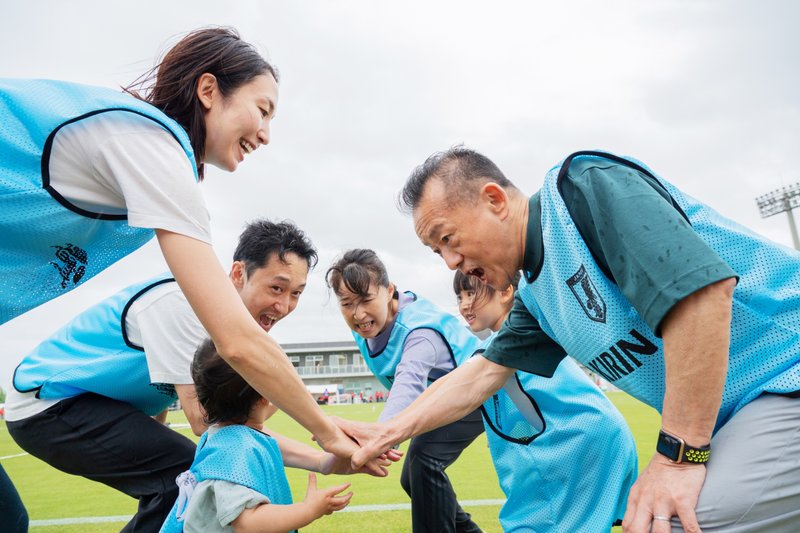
[[755, 182, 800, 250]]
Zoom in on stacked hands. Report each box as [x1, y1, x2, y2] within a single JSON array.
[[313, 416, 400, 477], [301, 417, 400, 518]]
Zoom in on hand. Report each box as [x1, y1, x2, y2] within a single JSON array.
[[311, 422, 396, 477], [622, 453, 706, 533], [318, 447, 403, 476], [330, 416, 402, 469], [302, 472, 352, 517]]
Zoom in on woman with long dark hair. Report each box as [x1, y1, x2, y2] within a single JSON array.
[[0, 27, 357, 531]]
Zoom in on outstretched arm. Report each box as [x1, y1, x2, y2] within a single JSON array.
[[344, 356, 513, 468], [377, 330, 438, 422], [267, 429, 399, 476], [623, 277, 735, 533]]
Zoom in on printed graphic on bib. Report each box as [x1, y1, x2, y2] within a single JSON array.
[[50, 243, 88, 289], [566, 264, 606, 323]]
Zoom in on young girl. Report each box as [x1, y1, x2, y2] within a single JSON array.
[[161, 338, 377, 533], [453, 270, 639, 532], [326, 249, 484, 533], [0, 26, 358, 528]]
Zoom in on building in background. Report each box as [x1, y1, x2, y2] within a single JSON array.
[[283, 341, 385, 404]]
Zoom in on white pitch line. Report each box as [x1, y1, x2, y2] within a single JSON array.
[[340, 499, 505, 513], [0, 452, 29, 460], [30, 500, 506, 526], [31, 515, 134, 527]]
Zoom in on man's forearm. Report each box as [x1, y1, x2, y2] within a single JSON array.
[[385, 356, 512, 444], [660, 278, 736, 445]]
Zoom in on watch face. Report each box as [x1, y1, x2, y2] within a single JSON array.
[[656, 431, 682, 461]]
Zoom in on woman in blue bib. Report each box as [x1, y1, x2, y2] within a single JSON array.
[[326, 249, 484, 533], [453, 270, 638, 532], [0, 27, 362, 530]]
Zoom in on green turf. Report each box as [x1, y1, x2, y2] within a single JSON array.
[[1, 392, 661, 532]]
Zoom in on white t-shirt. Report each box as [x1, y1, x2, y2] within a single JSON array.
[[48, 109, 212, 243], [5, 108, 214, 421], [5, 282, 207, 421]]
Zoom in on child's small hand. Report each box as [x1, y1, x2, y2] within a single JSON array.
[[303, 472, 353, 517]]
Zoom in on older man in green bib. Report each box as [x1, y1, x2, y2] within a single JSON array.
[[346, 147, 800, 533]]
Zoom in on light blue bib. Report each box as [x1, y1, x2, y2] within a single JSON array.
[[479, 336, 637, 531], [160, 425, 293, 533], [0, 79, 197, 324], [13, 275, 179, 415], [519, 151, 800, 430]]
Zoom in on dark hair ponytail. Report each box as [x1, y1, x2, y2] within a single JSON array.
[[325, 249, 390, 297], [124, 27, 278, 179]]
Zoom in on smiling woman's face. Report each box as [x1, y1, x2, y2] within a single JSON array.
[[202, 73, 279, 172]]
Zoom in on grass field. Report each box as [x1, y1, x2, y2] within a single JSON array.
[[1, 392, 661, 532]]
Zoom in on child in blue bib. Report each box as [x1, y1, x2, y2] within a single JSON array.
[[454, 271, 637, 532], [161, 338, 396, 533]]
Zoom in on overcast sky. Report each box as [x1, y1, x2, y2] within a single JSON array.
[[1, 0, 798, 387]]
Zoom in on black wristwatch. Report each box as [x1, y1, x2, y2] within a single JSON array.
[[656, 430, 711, 464]]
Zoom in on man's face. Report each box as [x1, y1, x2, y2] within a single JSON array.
[[231, 251, 309, 333], [413, 179, 521, 291]]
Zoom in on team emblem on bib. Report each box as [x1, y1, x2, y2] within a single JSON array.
[[50, 243, 88, 289], [566, 264, 606, 323], [151, 383, 178, 398]]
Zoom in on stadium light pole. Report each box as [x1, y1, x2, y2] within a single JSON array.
[[755, 182, 800, 250]]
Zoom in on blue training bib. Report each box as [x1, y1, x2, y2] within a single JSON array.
[[0, 79, 197, 324]]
